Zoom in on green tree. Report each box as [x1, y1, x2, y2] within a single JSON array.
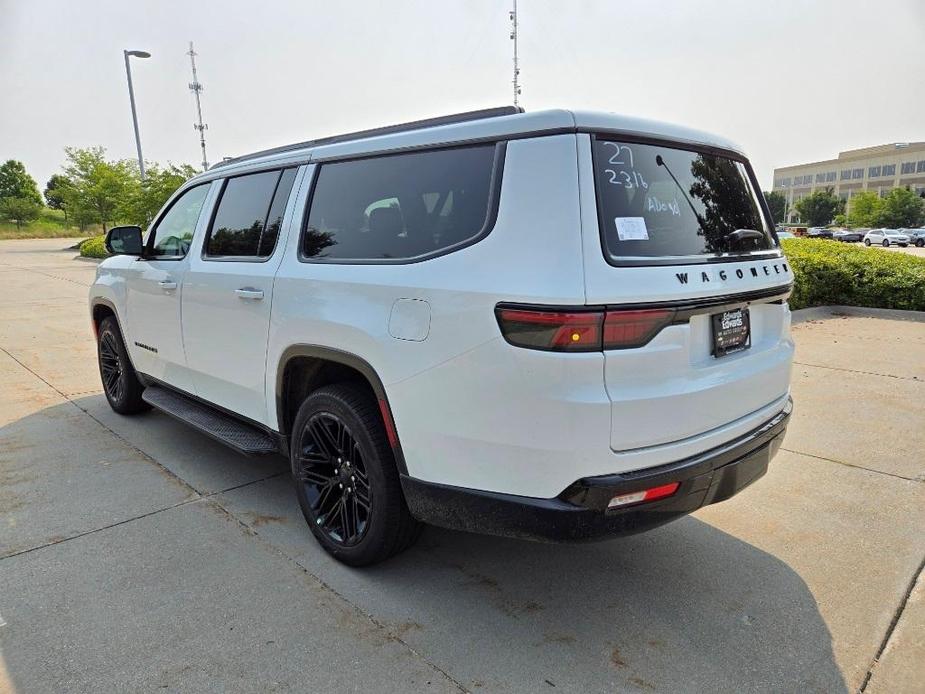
[[44, 174, 74, 225], [60, 147, 139, 232], [847, 191, 883, 228], [0, 160, 43, 205], [0, 196, 42, 228], [118, 163, 198, 227], [878, 187, 925, 228], [794, 187, 844, 227], [762, 190, 787, 224]]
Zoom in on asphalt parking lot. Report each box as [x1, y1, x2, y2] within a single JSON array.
[[1, 238, 923, 693]]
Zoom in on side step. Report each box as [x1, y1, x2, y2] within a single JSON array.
[[142, 386, 279, 455]]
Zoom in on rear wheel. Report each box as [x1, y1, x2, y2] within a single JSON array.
[[883, 239, 891, 247], [97, 316, 149, 414], [290, 383, 421, 566], [916, 239, 924, 247]]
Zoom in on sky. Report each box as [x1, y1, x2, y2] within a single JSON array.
[[1, 0, 924, 192]]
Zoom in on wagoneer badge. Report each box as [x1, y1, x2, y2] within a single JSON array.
[[675, 262, 789, 285]]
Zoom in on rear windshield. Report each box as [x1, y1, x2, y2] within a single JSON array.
[[592, 138, 775, 263]]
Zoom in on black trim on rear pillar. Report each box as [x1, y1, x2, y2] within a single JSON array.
[[399, 399, 791, 542]]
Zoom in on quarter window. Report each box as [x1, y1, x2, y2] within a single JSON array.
[[302, 145, 498, 261], [148, 183, 210, 259], [205, 169, 297, 258]]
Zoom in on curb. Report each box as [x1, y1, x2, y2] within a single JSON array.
[[791, 305, 925, 324]]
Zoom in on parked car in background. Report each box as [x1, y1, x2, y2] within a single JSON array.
[[833, 230, 864, 243], [807, 227, 834, 239], [776, 230, 795, 240], [900, 228, 925, 247], [863, 229, 910, 247]]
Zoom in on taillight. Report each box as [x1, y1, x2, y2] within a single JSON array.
[[496, 306, 675, 352], [602, 309, 675, 349], [495, 308, 603, 352]]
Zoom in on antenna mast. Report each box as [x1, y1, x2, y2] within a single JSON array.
[[509, 0, 521, 107], [187, 41, 209, 171]]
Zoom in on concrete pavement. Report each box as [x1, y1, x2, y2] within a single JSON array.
[[1, 238, 923, 692]]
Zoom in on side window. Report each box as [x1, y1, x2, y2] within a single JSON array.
[[205, 168, 297, 259], [302, 145, 498, 261], [148, 184, 210, 259]]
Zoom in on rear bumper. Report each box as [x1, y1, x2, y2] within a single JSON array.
[[400, 398, 791, 542]]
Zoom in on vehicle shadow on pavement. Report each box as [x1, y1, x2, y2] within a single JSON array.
[[0, 397, 848, 693]]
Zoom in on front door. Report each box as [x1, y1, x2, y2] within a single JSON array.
[[124, 182, 214, 394], [182, 167, 303, 426]]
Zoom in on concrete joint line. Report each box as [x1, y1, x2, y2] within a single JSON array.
[[793, 360, 923, 383], [780, 447, 924, 483], [858, 555, 925, 693]]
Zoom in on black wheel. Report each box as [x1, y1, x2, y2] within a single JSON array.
[[882, 239, 890, 247], [899, 243, 908, 248], [864, 238, 871, 246], [916, 239, 924, 247], [97, 316, 149, 414], [290, 383, 421, 566]]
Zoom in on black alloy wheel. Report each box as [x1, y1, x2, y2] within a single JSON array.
[[296, 412, 372, 546], [290, 383, 421, 566], [96, 316, 148, 414]]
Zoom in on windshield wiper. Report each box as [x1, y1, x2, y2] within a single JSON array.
[[655, 155, 707, 235]]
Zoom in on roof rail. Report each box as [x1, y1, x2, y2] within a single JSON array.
[[210, 105, 525, 170]]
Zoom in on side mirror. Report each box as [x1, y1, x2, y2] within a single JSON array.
[[105, 225, 143, 256]]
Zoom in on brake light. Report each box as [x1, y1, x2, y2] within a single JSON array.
[[607, 482, 680, 509], [602, 309, 675, 349], [495, 308, 603, 352], [496, 306, 675, 352]]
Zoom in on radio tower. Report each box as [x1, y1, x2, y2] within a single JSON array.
[[509, 0, 521, 107], [187, 41, 209, 171]]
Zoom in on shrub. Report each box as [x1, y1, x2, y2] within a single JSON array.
[[781, 238, 925, 311], [78, 235, 109, 259]]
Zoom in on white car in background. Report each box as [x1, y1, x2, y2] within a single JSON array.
[[864, 229, 910, 247]]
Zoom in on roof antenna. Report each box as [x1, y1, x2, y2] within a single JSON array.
[[187, 41, 209, 171], [509, 0, 521, 107]]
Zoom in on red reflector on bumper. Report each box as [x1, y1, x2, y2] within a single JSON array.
[[607, 482, 680, 509]]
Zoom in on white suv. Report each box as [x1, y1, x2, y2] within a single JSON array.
[[863, 228, 910, 247], [90, 107, 794, 565]]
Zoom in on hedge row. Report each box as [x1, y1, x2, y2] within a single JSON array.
[[781, 238, 925, 311], [78, 235, 108, 259]]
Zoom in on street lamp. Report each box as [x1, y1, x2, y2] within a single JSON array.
[[123, 49, 151, 180]]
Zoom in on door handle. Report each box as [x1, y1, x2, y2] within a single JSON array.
[[235, 288, 264, 300], [158, 280, 178, 291]]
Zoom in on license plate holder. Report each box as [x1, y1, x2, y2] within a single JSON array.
[[712, 307, 751, 357]]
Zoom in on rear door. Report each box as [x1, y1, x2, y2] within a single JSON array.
[[577, 134, 794, 451], [182, 167, 302, 426]]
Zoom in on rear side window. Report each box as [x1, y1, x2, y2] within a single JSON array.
[[205, 168, 297, 259], [593, 139, 775, 264], [302, 145, 498, 261]]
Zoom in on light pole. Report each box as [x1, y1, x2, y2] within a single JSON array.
[[123, 49, 151, 180]]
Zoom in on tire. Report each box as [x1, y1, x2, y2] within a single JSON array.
[[900, 243, 908, 248], [97, 316, 149, 414], [864, 238, 871, 246], [916, 239, 924, 247], [883, 239, 890, 247], [290, 383, 421, 566]]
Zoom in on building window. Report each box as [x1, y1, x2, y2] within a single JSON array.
[[815, 173, 825, 183], [841, 170, 852, 180], [868, 166, 881, 178], [918, 160, 925, 173], [825, 171, 836, 182], [901, 162, 916, 175], [882, 164, 896, 177], [782, 177, 791, 187], [852, 168, 864, 179]]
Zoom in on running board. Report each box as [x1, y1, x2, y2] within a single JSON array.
[[142, 386, 279, 455]]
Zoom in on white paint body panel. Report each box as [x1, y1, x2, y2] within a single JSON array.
[[90, 109, 794, 500]]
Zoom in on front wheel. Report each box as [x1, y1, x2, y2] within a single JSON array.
[[864, 238, 871, 246], [290, 383, 421, 566], [97, 316, 149, 414], [916, 239, 924, 247]]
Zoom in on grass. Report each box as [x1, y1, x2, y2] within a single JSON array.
[[0, 208, 102, 240]]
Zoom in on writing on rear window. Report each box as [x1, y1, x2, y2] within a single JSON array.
[[594, 139, 775, 263]]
